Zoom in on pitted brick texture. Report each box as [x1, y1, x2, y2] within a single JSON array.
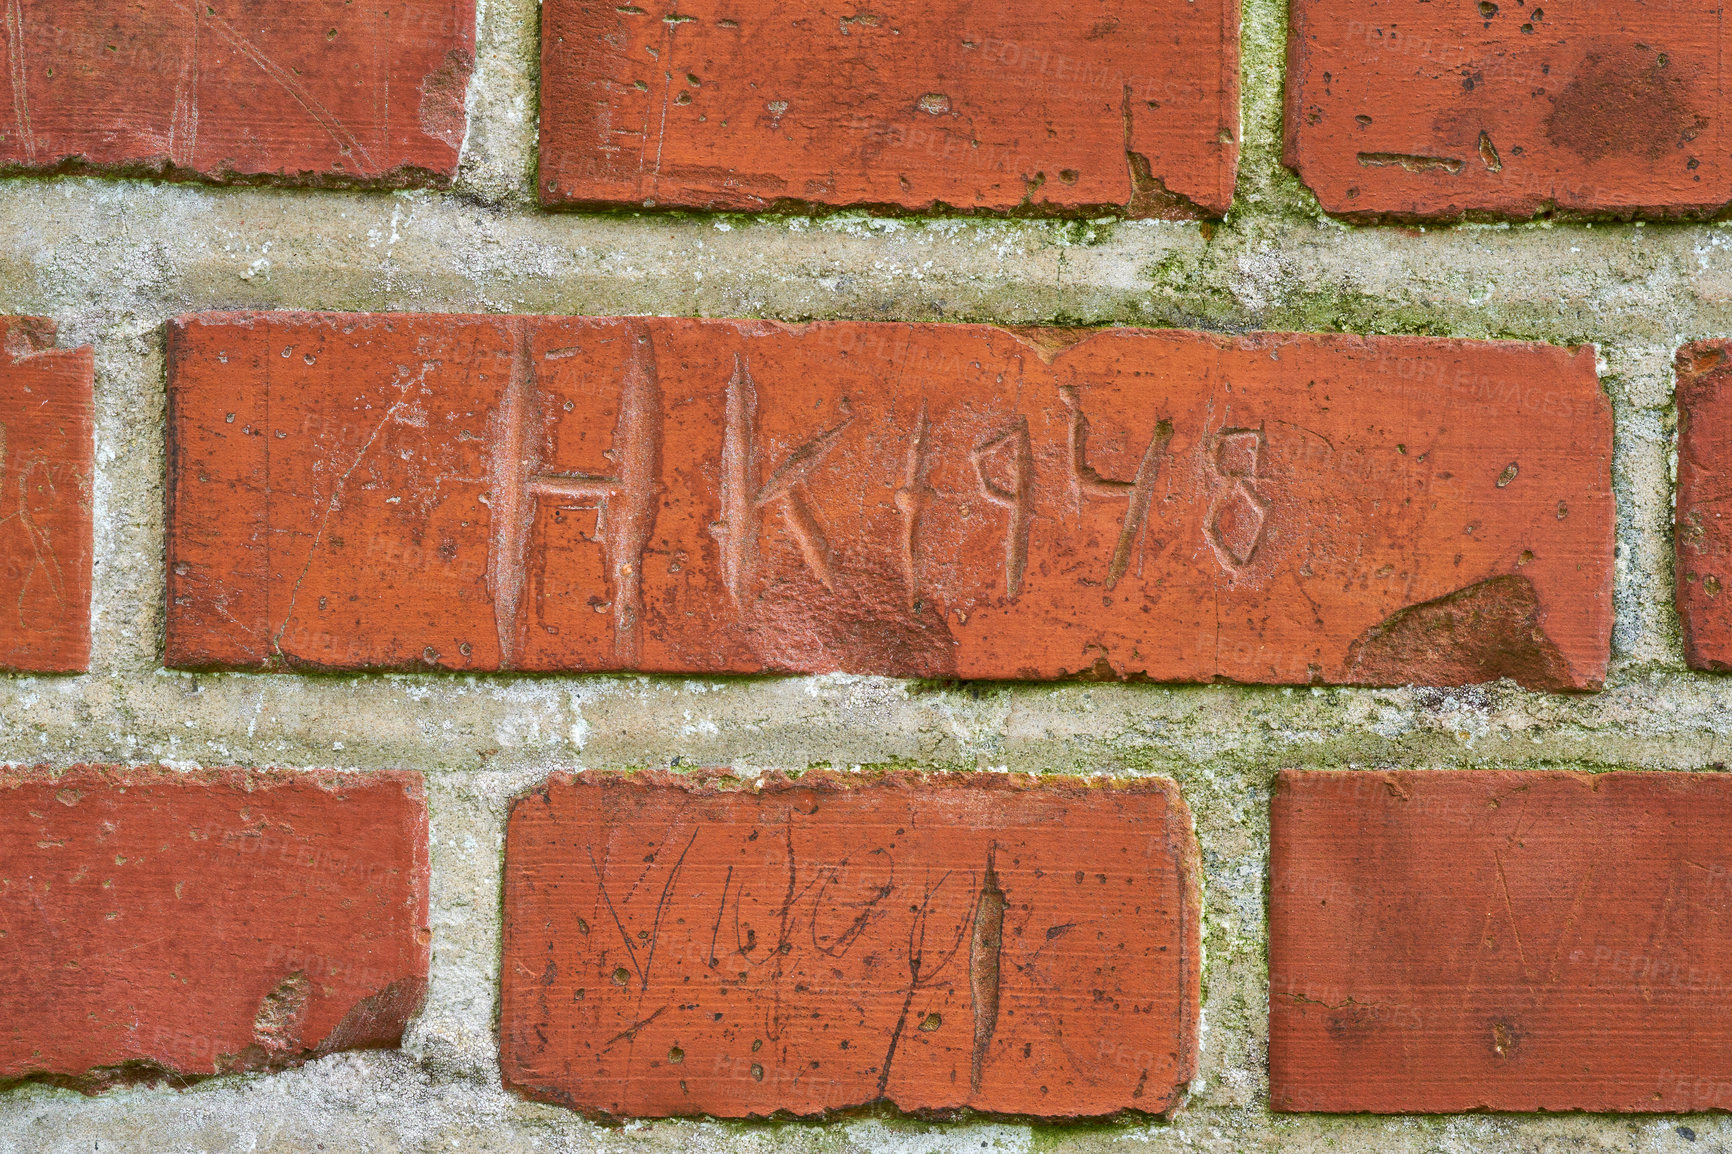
[[1286, 0, 1726, 221], [539, 0, 1240, 216], [0, 766, 430, 1086]]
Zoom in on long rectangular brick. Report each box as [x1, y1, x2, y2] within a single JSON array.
[[1271, 770, 1732, 1113], [0, 318, 93, 673], [0, 766, 429, 1087], [499, 772, 1200, 1118], [1286, 1, 1725, 221], [1676, 342, 1732, 669], [0, 0, 474, 185], [166, 313, 1613, 688], [539, 0, 1240, 217]]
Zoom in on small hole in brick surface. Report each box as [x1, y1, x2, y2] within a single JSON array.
[[612, 967, 630, 985], [751, 1063, 764, 1081], [919, 1012, 942, 1031], [668, 1046, 684, 1063]]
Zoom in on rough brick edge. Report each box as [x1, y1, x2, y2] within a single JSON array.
[[1279, 3, 1732, 226], [0, 317, 95, 674], [536, 186, 1227, 224], [0, 764, 432, 1095], [1677, 341, 1731, 671], [0, 318, 94, 375], [497, 768, 1202, 1122], [0, 156, 469, 193]]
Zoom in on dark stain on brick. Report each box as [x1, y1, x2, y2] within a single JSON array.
[[1545, 44, 1707, 163]]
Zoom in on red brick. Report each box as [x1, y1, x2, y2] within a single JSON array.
[[1676, 342, 1732, 669], [0, 0, 474, 185], [165, 313, 1613, 688], [499, 772, 1199, 1118], [0, 318, 93, 673], [0, 766, 429, 1086], [538, 0, 1239, 217], [1270, 770, 1732, 1113], [1285, 1, 1725, 221]]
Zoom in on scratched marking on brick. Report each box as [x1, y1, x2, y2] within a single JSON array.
[[166, 314, 1614, 688], [539, 0, 1241, 217], [0, 0, 474, 184], [499, 772, 1201, 1118], [1271, 770, 1732, 1112], [1285, 0, 1729, 221], [0, 317, 93, 673], [0, 766, 429, 1087]]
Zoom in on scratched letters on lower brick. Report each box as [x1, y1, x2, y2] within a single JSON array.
[[498, 774, 1200, 1118]]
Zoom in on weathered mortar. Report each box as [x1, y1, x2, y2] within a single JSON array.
[[0, 0, 1727, 1148]]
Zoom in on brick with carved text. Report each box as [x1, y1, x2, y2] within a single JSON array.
[[0, 317, 93, 673], [166, 313, 1613, 688], [1286, 0, 1728, 221], [499, 772, 1200, 1118], [0, 766, 429, 1086], [539, 0, 1240, 217], [0, 0, 474, 184], [1676, 341, 1732, 669], [1271, 770, 1732, 1112]]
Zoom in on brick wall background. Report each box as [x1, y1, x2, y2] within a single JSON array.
[[1, 0, 1727, 1150]]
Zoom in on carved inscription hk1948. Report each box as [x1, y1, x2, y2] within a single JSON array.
[[0, 317, 93, 673], [166, 314, 1614, 688], [499, 772, 1201, 1118]]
